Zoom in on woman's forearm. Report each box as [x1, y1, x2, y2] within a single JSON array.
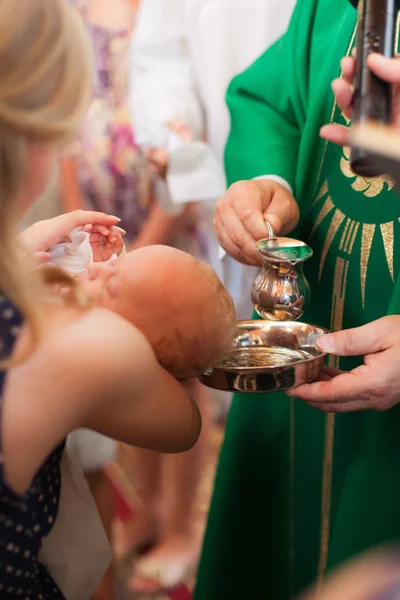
[[131, 203, 191, 249]]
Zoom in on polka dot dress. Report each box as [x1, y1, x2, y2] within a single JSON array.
[[0, 297, 65, 598]]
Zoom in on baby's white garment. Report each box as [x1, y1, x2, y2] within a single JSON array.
[[39, 449, 112, 600], [67, 429, 117, 473]]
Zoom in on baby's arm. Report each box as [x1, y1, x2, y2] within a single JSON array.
[[2, 307, 200, 494]]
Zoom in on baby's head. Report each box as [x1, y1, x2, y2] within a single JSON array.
[[82, 246, 236, 379]]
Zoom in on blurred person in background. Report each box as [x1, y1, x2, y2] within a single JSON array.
[[127, 0, 296, 594]]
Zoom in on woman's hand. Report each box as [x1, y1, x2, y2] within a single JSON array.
[[89, 224, 126, 262], [213, 179, 299, 266], [320, 53, 400, 146], [288, 316, 400, 412], [19, 210, 122, 255]]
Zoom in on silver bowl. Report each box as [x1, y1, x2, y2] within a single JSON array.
[[198, 320, 328, 393]]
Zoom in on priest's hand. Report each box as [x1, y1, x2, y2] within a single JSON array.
[[214, 179, 299, 266], [288, 316, 400, 412], [320, 53, 400, 146]]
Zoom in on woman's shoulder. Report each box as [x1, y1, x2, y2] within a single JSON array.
[[2, 305, 155, 493], [8, 303, 155, 419], [43, 304, 153, 375]]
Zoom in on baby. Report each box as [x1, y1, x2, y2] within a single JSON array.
[[82, 245, 235, 379], [50, 230, 236, 379]]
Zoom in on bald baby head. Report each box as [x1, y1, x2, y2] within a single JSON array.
[[85, 246, 235, 379]]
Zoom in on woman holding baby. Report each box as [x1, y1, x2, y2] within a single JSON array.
[[0, 1, 220, 597]]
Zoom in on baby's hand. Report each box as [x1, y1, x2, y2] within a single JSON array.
[[89, 224, 126, 262]]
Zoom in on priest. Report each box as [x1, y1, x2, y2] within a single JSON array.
[[194, 1, 400, 599]]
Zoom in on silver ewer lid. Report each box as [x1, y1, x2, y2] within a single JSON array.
[[252, 222, 313, 321], [256, 222, 313, 264]]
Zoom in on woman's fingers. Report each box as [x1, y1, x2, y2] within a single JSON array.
[[67, 210, 121, 228]]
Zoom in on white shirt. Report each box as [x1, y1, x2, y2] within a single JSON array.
[[129, 0, 296, 317], [130, 0, 296, 162]]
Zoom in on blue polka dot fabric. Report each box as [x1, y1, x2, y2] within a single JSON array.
[[0, 296, 65, 598]]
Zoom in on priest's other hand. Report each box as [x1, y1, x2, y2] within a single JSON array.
[[320, 53, 400, 146], [288, 316, 400, 412], [214, 180, 299, 266]]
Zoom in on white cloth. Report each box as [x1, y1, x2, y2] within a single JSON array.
[[166, 132, 226, 205], [49, 228, 93, 274], [39, 450, 112, 600], [67, 429, 117, 473], [130, 0, 297, 317], [49, 227, 118, 273]]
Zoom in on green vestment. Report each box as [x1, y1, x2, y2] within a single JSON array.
[[194, 0, 400, 598]]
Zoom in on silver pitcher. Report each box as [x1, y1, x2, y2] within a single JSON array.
[[251, 223, 313, 321]]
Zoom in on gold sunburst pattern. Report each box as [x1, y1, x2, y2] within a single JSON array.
[[312, 180, 396, 306], [340, 147, 395, 196]]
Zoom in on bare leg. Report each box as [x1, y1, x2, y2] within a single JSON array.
[[117, 449, 163, 557], [87, 469, 115, 600], [129, 380, 211, 593]]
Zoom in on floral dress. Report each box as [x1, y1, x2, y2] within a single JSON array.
[[75, 5, 208, 257]]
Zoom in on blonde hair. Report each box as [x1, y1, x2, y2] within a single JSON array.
[[0, 0, 91, 352]]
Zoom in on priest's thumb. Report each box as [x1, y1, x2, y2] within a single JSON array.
[[316, 316, 398, 356], [262, 213, 282, 234]]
